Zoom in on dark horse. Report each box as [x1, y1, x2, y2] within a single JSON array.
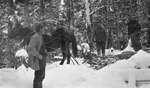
[[127, 19, 142, 51], [92, 23, 106, 56], [8, 23, 78, 65]]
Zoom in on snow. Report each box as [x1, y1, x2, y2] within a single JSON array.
[[139, 85, 150, 88], [15, 49, 28, 58], [2, 30, 8, 34], [122, 39, 135, 52], [105, 48, 122, 56], [0, 63, 128, 88], [77, 44, 82, 51], [61, 0, 65, 5], [129, 50, 150, 69], [1, 49, 150, 88], [104, 38, 135, 56], [0, 65, 34, 88], [80, 42, 90, 53], [104, 49, 150, 70], [1, 40, 150, 88], [78, 39, 134, 56]]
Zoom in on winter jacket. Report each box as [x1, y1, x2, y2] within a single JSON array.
[[26, 33, 43, 70], [93, 25, 106, 42]]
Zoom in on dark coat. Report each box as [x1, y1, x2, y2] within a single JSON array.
[[127, 20, 141, 36], [93, 24, 106, 42]]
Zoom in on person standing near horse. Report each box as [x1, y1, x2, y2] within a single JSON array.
[[27, 23, 47, 88], [127, 19, 142, 51], [93, 23, 106, 57]]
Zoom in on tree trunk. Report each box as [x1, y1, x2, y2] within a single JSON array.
[[66, 0, 73, 30], [8, 0, 15, 15], [23, 0, 30, 27], [7, 0, 16, 65], [84, 0, 94, 50], [8, 0, 15, 33], [40, 0, 45, 16], [39, 0, 45, 26], [85, 0, 91, 27]]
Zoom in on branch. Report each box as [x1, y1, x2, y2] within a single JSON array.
[[0, 24, 7, 30], [90, 6, 104, 15], [45, 18, 58, 24]]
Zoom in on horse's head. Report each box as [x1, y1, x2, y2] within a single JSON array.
[[52, 27, 65, 37]]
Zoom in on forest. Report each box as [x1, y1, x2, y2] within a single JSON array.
[[0, 0, 150, 69]]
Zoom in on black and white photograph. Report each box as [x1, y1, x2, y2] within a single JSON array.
[[0, 0, 150, 88]]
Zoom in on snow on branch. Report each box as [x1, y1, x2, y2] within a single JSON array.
[[90, 6, 104, 15]]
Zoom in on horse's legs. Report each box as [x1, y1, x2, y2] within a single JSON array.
[[61, 53, 71, 65], [66, 56, 70, 64], [60, 51, 70, 65], [66, 42, 71, 64], [60, 58, 66, 65], [66, 50, 71, 64], [60, 41, 67, 65], [60, 52, 66, 65]]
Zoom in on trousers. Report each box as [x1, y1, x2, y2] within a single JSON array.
[[33, 55, 46, 88]]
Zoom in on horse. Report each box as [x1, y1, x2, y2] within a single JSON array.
[[127, 19, 142, 51], [8, 23, 78, 65], [92, 23, 106, 57], [43, 28, 78, 65]]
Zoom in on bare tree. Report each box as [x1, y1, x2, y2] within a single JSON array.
[[40, 0, 45, 16]]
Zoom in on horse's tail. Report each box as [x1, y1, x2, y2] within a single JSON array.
[[72, 35, 78, 57]]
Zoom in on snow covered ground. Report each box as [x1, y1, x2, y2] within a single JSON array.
[[1, 49, 150, 88], [0, 62, 129, 88], [1, 40, 150, 88]]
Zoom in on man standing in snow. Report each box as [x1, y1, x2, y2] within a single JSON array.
[[27, 23, 47, 88], [127, 19, 141, 51], [93, 23, 106, 57]]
